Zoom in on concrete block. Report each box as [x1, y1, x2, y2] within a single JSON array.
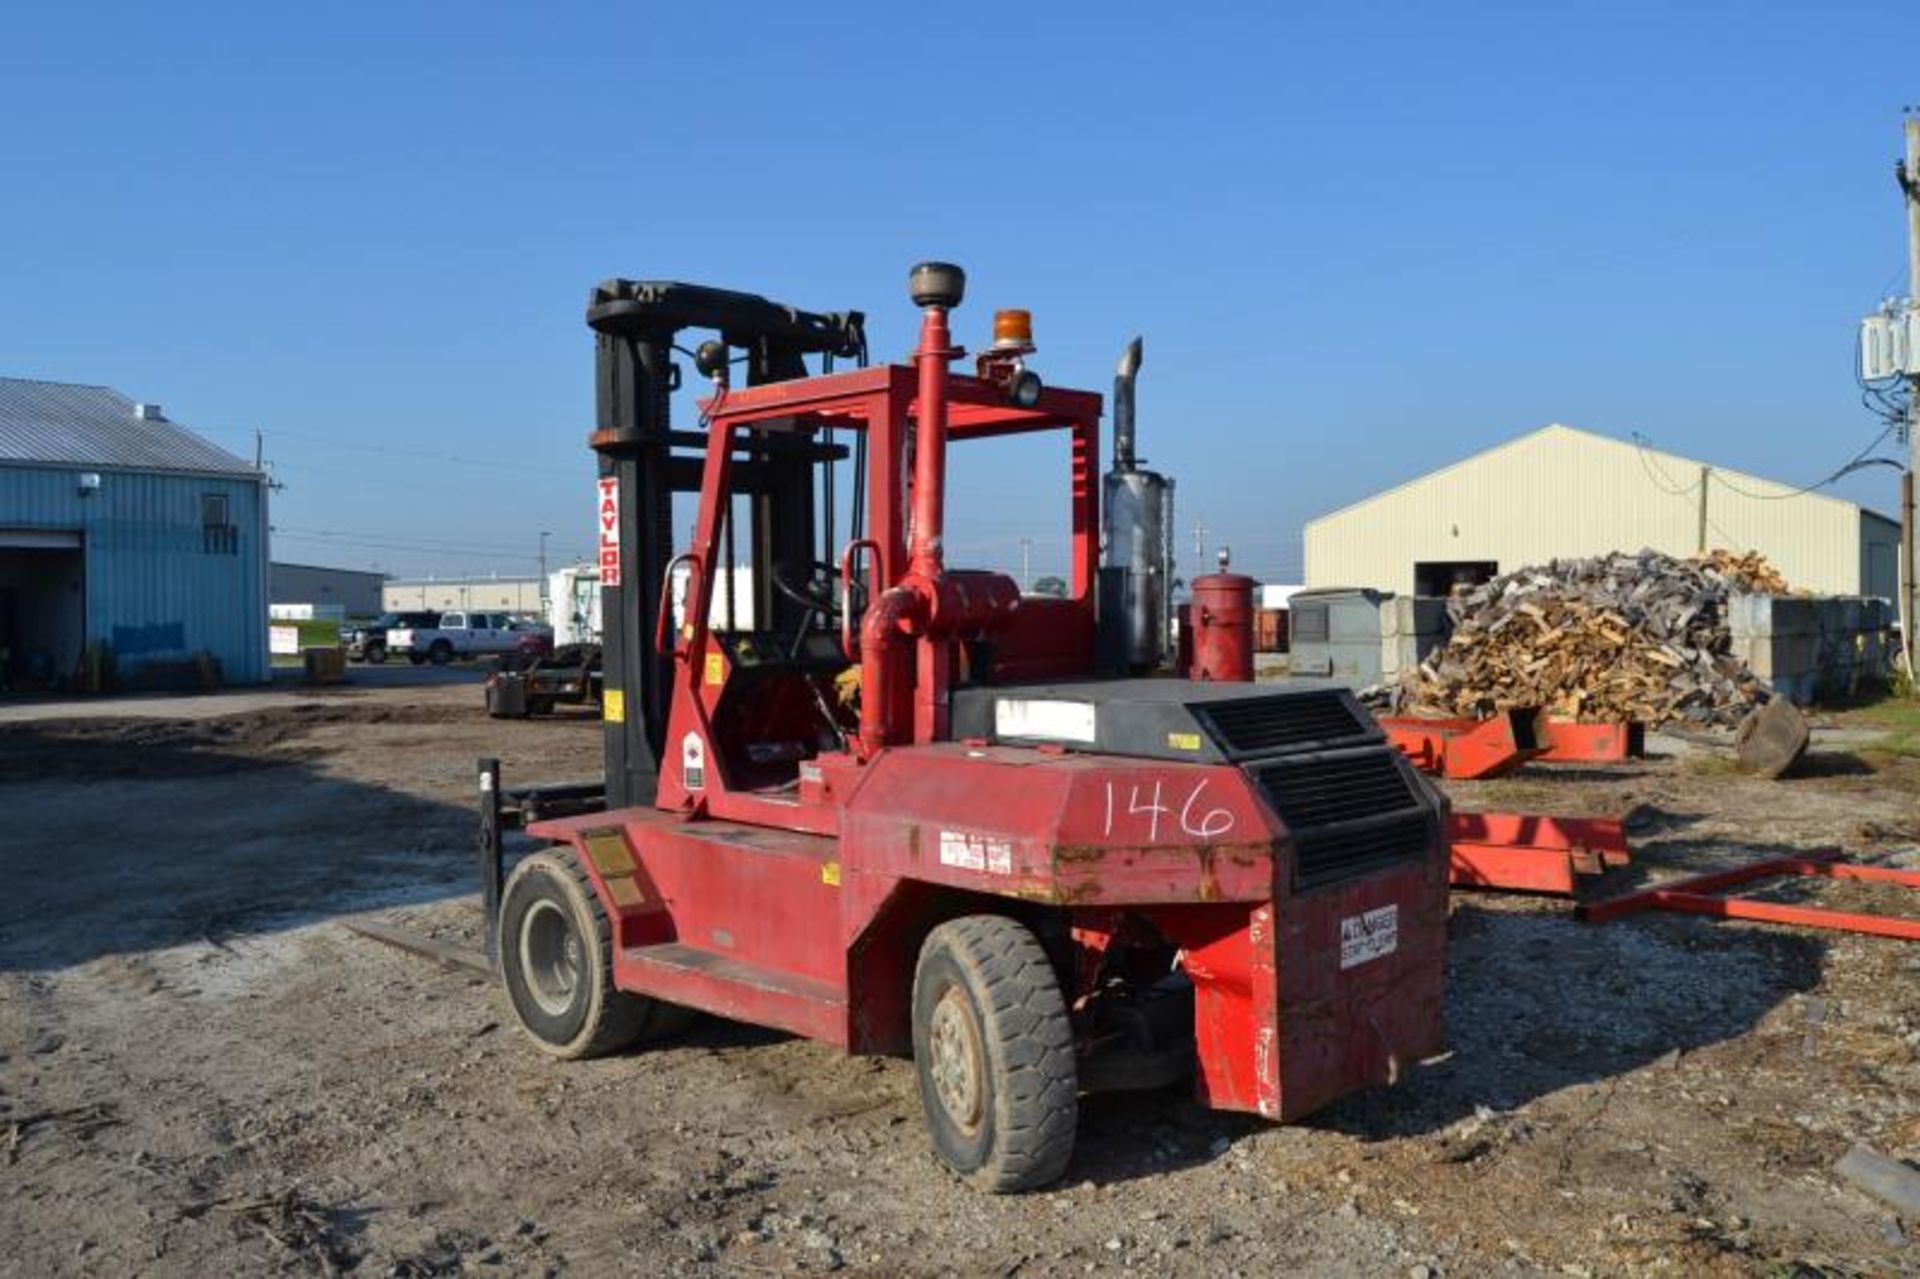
[[1736, 634, 1819, 680], [1381, 596, 1449, 640], [1731, 593, 1817, 640]]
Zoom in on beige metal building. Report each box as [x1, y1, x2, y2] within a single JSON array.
[[382, 575, 544, 614], [1304, 425, 1900, 599], [271, 561, 387, 617]]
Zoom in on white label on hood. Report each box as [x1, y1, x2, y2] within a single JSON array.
[[994, 698, 1096, 744], [1339, 905, 1398, 970]]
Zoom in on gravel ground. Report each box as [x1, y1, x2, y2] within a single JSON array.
[[3, 679, 1919, 1276]]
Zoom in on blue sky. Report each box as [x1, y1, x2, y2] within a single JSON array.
[[4, 3, 1913, 585]]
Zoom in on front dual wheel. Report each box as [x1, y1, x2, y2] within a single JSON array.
[[498, 849, 693, 1058], [912, 916, 1078, 1192], [499, 866, 1077, 1192]]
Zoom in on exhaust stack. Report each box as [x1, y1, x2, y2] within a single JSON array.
[[1099, 336, 1175, 673], [1113, 336, 1143, 471]]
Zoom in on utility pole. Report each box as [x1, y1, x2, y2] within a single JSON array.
[[254, 427, 264, 471], [1192, 518, 1209, 579], [1696, 465, 1711, 553], [538, 531, 552, 611], [1903, 112, 1920, 686], [1019, 537, 1031, 592]]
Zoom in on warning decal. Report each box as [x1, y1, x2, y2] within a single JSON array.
[[1339, 905, 1398, 970], [681, 732, 706, 790], [938, 830, 1013, 875]]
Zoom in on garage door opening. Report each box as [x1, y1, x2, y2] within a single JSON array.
[[0, 532, 85, 692], [1414, 559, 1498, 598]]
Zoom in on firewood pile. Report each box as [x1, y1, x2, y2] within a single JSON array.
[[1696, 548, 1790, 595], [1398, 549, 1790, 726]]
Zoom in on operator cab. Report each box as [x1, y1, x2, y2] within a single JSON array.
[[671, 345, 1105, 806]]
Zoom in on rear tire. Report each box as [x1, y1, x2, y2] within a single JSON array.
[[364, 642, 388, 665], [498, 848, 689, 1058], [428, 639, 453, 666], [408, 652, 426, 666], [912, 916, 1077, 1192]]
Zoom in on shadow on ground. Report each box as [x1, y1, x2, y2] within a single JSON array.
[[1314, 890, 1826, 1144], [0, 717, 485, 972]]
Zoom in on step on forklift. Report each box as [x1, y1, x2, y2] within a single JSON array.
[[488, 263, 1449, 1191]]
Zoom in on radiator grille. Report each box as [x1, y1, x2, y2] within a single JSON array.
[[1196, 691, 1370, 756], [1251, 752, 1417, 826], [1295, 813, 1432, 890], [1252, 751, 1431, 890]]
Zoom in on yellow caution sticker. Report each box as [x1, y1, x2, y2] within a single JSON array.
[[583, 829, 637, 877], [1167, 731, 1202, 751], [705, 653, 725, 686], [603, 688, 625, 723], [821, 860, 841, 887]]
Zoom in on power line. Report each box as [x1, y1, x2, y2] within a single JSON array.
[[270, 534, 546, 562], [266, 457, 583, 497], [1634, 425, 1899, 506], [273, 523, 563, 553], [1709, 424, 1896, 500], [198, 424, 588, 477], [272, 524, 591, 559], [1629, 434, 1703, 497], [1627, 433, 1746, 548]]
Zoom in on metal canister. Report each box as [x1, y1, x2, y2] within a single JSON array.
[[1190, 552, 1256, 683]]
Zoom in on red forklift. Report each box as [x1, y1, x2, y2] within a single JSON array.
[[487, 264, 1448, 1191]]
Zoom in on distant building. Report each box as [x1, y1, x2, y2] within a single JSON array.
[[1305, 424, 1899, 599], [270, 561, 386, 617], [0, 377, 269, 688], [384, 575, 544, 614]]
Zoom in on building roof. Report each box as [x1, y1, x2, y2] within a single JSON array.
[[1309, 423, 1894, 526], [384, 575, 544, 586], [270, 561, 391, 580], [0, 376, 258, 478]]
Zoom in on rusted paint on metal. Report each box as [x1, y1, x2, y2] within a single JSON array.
[[1195, 844, 1222, 902]]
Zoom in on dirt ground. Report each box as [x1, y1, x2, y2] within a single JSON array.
[[4, 676, 1920, 1277]]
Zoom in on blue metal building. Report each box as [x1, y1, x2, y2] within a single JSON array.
[[0, 377, 269, 688]]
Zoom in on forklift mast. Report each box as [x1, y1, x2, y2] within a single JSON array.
[[586, 280, 865, 806]]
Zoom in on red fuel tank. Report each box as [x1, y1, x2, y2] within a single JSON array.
[[1190, 553, 1256, 683]]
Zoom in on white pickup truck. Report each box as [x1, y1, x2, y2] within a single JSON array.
[[386, 611, 551, 666]]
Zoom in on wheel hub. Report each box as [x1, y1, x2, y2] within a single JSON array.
[[520, 899, 582, 1016], [928, 986, 986, 1133]]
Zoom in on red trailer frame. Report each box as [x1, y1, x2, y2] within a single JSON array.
[[1578, 854, 1920, 940]]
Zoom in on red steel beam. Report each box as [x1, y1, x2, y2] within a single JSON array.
[[1449, 812, 1631, 867], [1448, 843, 1579, 894], [1536, 719, 1643, 764], [1578, 853, 1920, 940], [1649, 894, 1920, 942], [1380, 712, 1543, 780]]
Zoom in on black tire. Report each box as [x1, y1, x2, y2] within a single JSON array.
[[408, 653, 426, 666], [428, 639, 454, 666], [912, 915, 1077, 1192], [364, 642, 388, 665], [498, 848, 690, 1058]]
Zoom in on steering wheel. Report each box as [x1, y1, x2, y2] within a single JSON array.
[[771, 559, 843, 619], [771, 559, 871, 666]]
